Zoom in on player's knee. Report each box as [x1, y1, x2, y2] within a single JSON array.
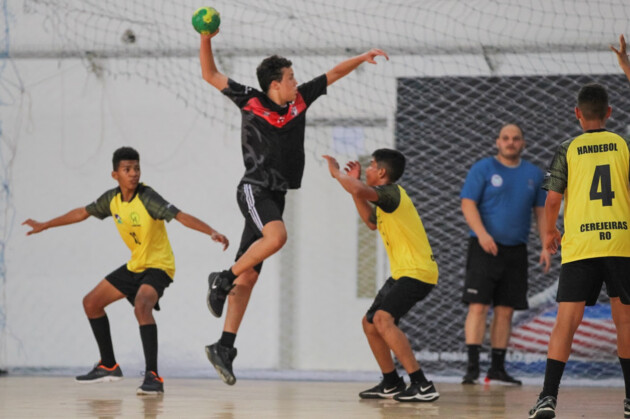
[[82, 294, 101, 316], [373, 310, 395, 333], [133, 293, 155, 318], [268, 231, 287, 251], [362, 316, 376, 335]]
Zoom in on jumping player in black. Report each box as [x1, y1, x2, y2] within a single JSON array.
[[199, 28, 388, 385]]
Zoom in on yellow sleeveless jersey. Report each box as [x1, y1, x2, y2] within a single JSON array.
[[86, 184, 180, 278], [543, 130, 630, 263], [373, 184, 438, 284]]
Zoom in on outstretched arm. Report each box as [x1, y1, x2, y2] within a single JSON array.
[[611, 34, 630, 82], [323, 155, 378, 230], [199, 30, 229, 91], [325, 48, 389, 86], [174, 211, 229, 250], [23, 207, 90, 235]]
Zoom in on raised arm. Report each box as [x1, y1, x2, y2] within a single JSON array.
[[323, 156, 378, 230], [611, 34, 630, 82], [23, 207, 90, 235], [199, 31, 229, 91], [325, 48, 389, 86], [174, 211, 229, 250], [461, 198, 498, 256]]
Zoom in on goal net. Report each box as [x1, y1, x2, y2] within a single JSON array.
[[5, 0, 630, 380]]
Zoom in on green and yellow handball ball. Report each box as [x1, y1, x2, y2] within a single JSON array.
[[192, 7, 221, 35]]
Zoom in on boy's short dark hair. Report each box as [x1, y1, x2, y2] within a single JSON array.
[[372, 148, 406, 182], [577, 83, 609, 121], [256, 55, 292, 93], [112, 146, 140, 170]]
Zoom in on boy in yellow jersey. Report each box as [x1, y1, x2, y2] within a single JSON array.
[[22, 147, 229, 395], [323, 149, 439, 402], [529, 35, 630, 419]]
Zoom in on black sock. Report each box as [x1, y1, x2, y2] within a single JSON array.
[[383, 369, 400, 385], [491, 348, 507, 371], [88, 315, 116, 368], [220, 331, 236, 348], [224, 268, 237, 282], [409, 368, 428, 385], [467, 344, 481, 369], [140, 324, 158, 375], [619, 357, 630, 399], [540, 358, 566, 399]]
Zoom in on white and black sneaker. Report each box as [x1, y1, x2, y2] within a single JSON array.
[[207, 272, 235, 318], [394, 381, 439, 402], [528, 395, 557, 419], [359, 378, 405, 399], [624, 398, 629, 419]]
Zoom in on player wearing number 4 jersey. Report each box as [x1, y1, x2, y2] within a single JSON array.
[[529, 35, 630, 419]]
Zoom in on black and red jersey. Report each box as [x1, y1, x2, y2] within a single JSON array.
[[222, 74, 327, 191]]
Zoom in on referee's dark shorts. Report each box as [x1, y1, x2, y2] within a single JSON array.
[[462, 237, 529, 310]]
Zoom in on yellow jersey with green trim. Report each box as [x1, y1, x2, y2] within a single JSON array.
[[86, 184, 180, 278], [543, 129, 630, 263], [370, 184, 438, 284]]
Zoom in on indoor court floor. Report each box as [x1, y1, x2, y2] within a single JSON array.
[[0, 375, 624, 418]]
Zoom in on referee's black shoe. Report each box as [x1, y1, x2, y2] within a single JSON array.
[[207, 271, 235, 318], [484, 367, 522, 385], [206, 342, 237, 385], [462, 365, 479, 384]]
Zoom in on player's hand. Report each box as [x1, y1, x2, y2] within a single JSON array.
[[200, 28, 220, 40], [22, 219, 46, 235], [477, 233, 498, 256], [611, 34, 629, 67], [544, 228, 562, 255], [211, 231, 229, 251], [344, 160, 361, 179], [323, 155, 341, 178], [539, 248, 552, 273], [362, 48, 389, 64]]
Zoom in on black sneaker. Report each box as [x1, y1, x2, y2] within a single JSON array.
[[136, 371, 164, 395], [528, 395, 556, 419], [207, 271, 235, 318], [75, 362, 123, 383], [359, 378, 405, 399], [393, 381, 439, 402], [205, 342, 237, 385], [462, 365, 479, 384], [624, 398, 630, 419], [484, 368, 522, 385]]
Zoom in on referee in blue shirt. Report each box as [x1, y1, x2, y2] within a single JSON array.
[[460, 123, 550, 385]]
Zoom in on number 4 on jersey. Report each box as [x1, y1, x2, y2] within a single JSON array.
[[590, 164, 615, 206]]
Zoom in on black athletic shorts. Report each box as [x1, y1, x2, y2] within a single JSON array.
[[462, 237, 529, 310], [366, 277, 434, 324], [105, 265, 172, 311], [557, 257, 630, 305], [235, 182, 287, 273]]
